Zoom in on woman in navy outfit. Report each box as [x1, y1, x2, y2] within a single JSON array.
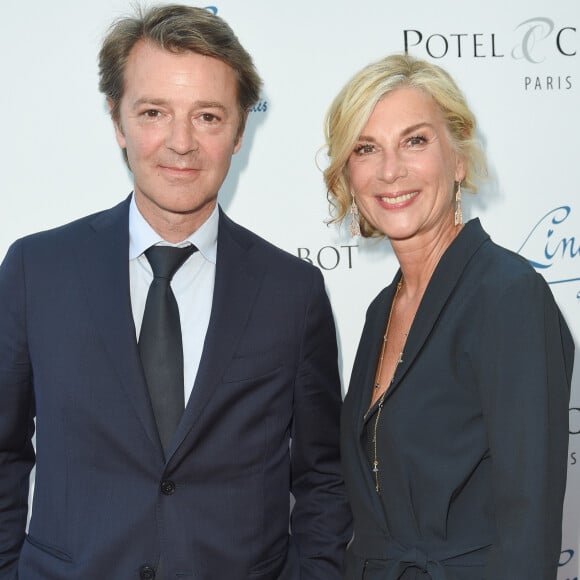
[[323, 54, 574, 579]]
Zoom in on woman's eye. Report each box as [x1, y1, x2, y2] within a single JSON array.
[[407, 135, 427, 146], [353, 144, 374, 155]]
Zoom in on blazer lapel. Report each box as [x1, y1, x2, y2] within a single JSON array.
[[355, 283, 399, 431], [384, 219, 490, 402], [168, 210, 265, 460], [349, 280, 401, 528], [75, 196, 162, 456]]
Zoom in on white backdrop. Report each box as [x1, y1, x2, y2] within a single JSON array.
[[1, 0, 578, 576]]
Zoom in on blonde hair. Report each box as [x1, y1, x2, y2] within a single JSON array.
[[323, 53, 487, 237]]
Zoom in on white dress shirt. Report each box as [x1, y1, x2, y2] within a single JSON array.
[[128, 195, 217, 404]]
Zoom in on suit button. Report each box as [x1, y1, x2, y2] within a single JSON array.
[[160, 480, 176, 495], [140, 565, 155, 579]]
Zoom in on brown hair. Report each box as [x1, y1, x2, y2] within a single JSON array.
[[99, 4, 262, 139]]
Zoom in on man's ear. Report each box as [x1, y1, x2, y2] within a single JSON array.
[[233, 133, 244, 154], [233, 111, 249, 154]]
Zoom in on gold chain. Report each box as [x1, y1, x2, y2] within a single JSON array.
[[374, 278, 404, 391], [371, 277, 409, 494]]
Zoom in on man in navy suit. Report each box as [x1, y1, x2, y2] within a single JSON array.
[[0, 5, 351, 579]]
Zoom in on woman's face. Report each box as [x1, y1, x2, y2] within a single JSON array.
[[347, 86, 465, 242]]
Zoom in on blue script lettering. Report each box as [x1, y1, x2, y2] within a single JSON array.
[[560, 548, 574, 566], [517, 206, 580, 284], [545, 228, 580, 261]]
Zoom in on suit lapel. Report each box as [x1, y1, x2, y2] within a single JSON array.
[[75, 197, 162, 456], [169, 210, 265, 459]]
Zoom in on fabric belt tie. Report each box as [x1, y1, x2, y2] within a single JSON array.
[[353, 532, 491, 579]]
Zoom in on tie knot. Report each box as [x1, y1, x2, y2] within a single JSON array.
[[145, 245, 196, 281]]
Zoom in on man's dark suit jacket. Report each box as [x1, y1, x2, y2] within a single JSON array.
[[0, 196, 352, 579], [341, 219, 574, 580]]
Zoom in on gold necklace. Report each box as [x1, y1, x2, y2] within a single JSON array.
[[371, 277, 410, 494], [374, 278, 404, 391]]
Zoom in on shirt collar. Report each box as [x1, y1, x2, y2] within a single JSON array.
[[128, 193, 218, 264]]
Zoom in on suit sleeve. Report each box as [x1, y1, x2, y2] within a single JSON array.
[[0, 241, 36, 578], [289, 268, 352, 580], [477, 270, 574, 579]]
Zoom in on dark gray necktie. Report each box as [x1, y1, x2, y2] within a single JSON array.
[[139, 244, 196, 456]]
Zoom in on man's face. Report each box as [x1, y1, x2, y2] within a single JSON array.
[[112, 40, 243, 235]]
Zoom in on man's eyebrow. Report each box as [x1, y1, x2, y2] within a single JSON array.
[[130, 98, 228, 112]]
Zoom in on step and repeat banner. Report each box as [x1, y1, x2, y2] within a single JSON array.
[[1, 0, 578, 576]]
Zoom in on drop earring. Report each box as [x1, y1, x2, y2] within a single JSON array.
[[454, 181, 463, 226], [350, 193, 361, 237]]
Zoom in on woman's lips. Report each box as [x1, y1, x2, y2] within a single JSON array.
[[377, 190, 419, 206]]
